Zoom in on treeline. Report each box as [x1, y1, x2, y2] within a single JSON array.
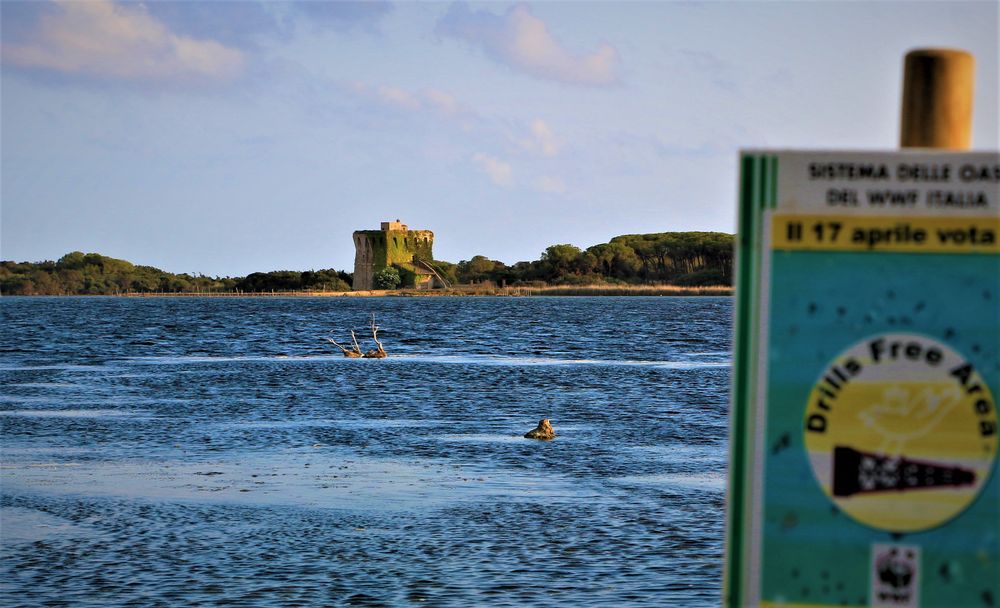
[[0, 251, 351, 295], [433, 231, 733, 288], [236, 270, 351, 292], [1, 231, 733, 295]]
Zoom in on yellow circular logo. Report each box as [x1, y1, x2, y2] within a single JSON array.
[[803, 333, 998, 532]]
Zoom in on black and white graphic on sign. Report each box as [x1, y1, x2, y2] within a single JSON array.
[[871, 544, 920, 607]]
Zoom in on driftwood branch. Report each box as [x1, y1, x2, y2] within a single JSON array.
[[370, 315, 383, 350], [364, 314, 386, 358], [326, 335, 362, 358], [326, 314, 386, 359]]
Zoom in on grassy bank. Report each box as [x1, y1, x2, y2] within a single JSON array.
[[515, 284, 731, 296], [113, 284, 732, 298]]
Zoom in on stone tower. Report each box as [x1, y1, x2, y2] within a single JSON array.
[[352, 219, 435, 290]]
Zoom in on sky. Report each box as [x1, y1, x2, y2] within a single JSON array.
[[1, 1, 997, 277]]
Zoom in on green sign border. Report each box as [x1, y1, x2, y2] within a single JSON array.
[[725, 153, 776, 606]]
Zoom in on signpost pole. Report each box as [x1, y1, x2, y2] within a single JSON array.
[[900, 48, 974, 150]]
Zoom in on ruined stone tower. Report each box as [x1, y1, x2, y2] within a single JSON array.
[[352, 220, 435, 290]]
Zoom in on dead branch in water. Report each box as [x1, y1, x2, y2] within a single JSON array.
[[326, 314, 387, 358], [326, 333, 362, 358], [364, 314, 386, 358]]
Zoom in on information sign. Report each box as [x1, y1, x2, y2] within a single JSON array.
[[725, 150, 1000, 607]]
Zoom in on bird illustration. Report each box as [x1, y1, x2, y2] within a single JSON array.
[[857, 385, 962, 454]]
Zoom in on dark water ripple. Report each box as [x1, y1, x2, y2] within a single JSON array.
[[1, 296, 731, 607]]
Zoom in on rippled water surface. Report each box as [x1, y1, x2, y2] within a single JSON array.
[[1, 296, 731, 606]]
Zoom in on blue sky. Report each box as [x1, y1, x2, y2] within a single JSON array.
[[2, 1, 997, 276]]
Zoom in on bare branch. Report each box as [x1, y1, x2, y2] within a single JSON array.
[[370, 314, 383, 351], [362, 313, 387, 358], [325, 337, 350, 352], [326, 333, 363, 358]]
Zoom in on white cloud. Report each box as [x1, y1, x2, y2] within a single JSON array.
[[437, 4, 620, 87], [1, 0, 244, 84], [377, 85, 421, 110], [348, 82, 472, 118], [472, 153, 513, 187], [531, 120, 561, 156], [517, 118, 562, 156], [423, 89, 460, 115], [535, 175, 567, 195]]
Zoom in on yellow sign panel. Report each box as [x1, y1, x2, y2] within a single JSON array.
[[771, 214, 999, 253]]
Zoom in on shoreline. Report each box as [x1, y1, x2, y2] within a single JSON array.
[[5, 285, 733, 298]]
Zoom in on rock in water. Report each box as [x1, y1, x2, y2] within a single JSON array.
[[524, 419, 556, 440]]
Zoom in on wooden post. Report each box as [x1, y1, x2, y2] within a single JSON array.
[[900, 48, 974, 149]]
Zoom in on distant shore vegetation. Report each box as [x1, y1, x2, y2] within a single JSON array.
[[0, 252, 351, 296], [1, 232, 732, 296], [442, 232, 733, 288]]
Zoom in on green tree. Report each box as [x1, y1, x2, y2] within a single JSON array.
[[587, 242, 640, 278], [373, 267, 401, 289], [456, 255, 507, 283], [542, 244, 581, 266], [540, 244, 582, 280], [301, 269, 351, 291], [56, 251, 86, 270]]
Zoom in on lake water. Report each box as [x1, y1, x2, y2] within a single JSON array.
[[0, 296, 732, 607]]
